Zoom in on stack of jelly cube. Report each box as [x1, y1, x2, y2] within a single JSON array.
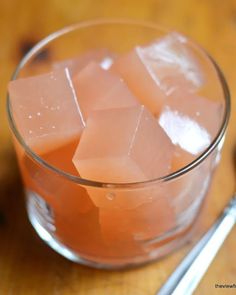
[[8, 32, 223, 242]]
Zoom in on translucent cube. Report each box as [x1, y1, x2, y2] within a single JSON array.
[[73, 62, 139, 119], [112, 32, 204, 116], [8, 68, 85, 155], [99, 194, 175, 245], [158, 91, 223, 156], [164, 91, 223, 138], [73, 105, 174, 209]]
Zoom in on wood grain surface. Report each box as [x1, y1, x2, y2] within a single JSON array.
[[0, 0, 235, 294]]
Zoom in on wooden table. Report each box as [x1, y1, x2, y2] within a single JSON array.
[[0, 1, 235, 294]]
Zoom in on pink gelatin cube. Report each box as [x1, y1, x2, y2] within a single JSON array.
[[73, 105, 174, 209], [53, 48, 115, 76], [158, 91, 223, 158], [8, 68, 85, 155], [99, 194, 175, 245], [73, 105, 173, 182], [112, 32, 203, 116], [73, 62, 139, 119], [165, 91, 223, 139], [112, 48, 165, 116]]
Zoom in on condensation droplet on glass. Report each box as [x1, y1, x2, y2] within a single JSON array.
[[52, 125, 56, 129], [39, 126, 43, 130], [29, 130, 33, 134], [37, 112, 41, 116], [28, 115, 32, 119], [106, 192, 115, 201], [196, 111, 200, 116]]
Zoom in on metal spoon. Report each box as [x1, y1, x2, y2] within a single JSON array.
[[157, 195, 236, 295], [157, 153, 236, 295]]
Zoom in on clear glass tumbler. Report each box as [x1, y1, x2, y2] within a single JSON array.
[[7, 20, 230, 269]]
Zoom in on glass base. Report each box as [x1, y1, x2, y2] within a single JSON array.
[[26, 190, 197, 269]]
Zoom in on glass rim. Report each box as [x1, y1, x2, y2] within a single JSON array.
[[6, 18, 231, 189]]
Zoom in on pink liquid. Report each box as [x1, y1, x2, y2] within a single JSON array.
[[17, 138, 192, 264]]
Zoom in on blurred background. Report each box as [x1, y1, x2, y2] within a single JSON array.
[[0, 0, 235, 294]]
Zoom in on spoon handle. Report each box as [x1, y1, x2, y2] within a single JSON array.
[[157, 195, 236, 295]]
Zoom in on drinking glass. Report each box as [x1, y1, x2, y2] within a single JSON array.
[[7, 20, 230, 269]]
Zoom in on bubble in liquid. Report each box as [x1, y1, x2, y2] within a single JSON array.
[[106, 192, 116, 201]]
